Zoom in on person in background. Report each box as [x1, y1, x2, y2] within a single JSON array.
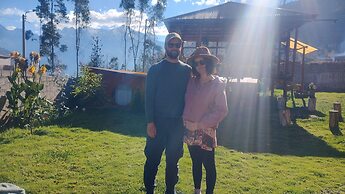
[[144, 32, 191, 194], [183, 46, 228, 194]]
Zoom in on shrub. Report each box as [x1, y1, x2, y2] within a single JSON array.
[[71, 66, 103, 109]]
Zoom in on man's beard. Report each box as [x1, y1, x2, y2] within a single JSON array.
[[166, 50, 180, 59]]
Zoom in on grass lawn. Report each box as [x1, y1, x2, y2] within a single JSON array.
[[1, 92, 345, 193]]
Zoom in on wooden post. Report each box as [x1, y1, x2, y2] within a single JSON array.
[[333, 102, 343, 122], [329, 110, 339, 130], [277, 96, 286, 110], [301, 47, 306, 91], [292, 29, 298, 83], [279, 109, 291, 127], [308, 98, 316, 112]]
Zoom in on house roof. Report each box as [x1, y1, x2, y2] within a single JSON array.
[[89, 67, 147, 77], [164, 2, 317, 42], [286, 38, 318, 55]]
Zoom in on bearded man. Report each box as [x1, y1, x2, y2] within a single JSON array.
[[143, 32, 191, 194]]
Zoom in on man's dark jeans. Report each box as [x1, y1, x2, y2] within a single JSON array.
[[144, 117, 184, 194]]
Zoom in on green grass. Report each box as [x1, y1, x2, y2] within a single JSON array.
[[296, 92, 345, 152], [1, 92, 345, 193]]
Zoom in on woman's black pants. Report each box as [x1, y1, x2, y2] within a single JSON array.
[[188, 145, 216, 194]]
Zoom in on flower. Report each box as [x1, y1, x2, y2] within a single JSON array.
[[15, 67, 21, 73], [16, 56, 28, 71], [18, 57, 27, 65], [30, 51, 40, 62], [40, 65, 47, 74], [10, 51, 20, 59], [28, 65, 36, 74]]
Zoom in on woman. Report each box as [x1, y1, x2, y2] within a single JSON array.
[[183, 46, 228, 194]]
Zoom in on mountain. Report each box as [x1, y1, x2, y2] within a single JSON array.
[[0, 24, 164, 75], [283, 0, 345, 57], [0, 47, 11, 56]]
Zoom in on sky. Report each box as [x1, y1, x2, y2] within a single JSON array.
[[0, 0, 265, 37]]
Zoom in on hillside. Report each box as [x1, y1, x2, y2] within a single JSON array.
[[284, 0, 345, 57], [0, 24, 164, 75], [0, 47, 10, 56]]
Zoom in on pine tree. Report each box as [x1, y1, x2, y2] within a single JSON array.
[[109, 57, 119, 70], [89, 36, 104, 67]]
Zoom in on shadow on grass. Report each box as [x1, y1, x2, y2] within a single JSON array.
[[54, 108, 147, 137], [54, 96, 344, 157], [290, 108, 326, 122], [312, 110, 327, 117], [218, 95, 345, 158]]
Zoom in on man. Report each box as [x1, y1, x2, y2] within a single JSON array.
[[144, 32, 191, 194]]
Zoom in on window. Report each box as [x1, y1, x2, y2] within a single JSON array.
[[115, 84, 132, 106]]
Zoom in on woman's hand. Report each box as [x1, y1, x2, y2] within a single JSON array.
[[184, 120, 198, 131], [147, 122, 156, 138]]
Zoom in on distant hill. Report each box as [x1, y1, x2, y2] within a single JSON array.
[[0, 24, 164, 75], [283, 0, 345, 57], [0, 47, 10, 56]]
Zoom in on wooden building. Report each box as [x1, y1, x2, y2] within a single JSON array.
[[164, 2, 317, 95], [89, 67, 146, 107]]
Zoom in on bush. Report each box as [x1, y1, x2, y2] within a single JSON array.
[[72, 66, 104, 108]]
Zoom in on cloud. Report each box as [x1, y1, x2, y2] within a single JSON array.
[[151, 0, 158, 6], [192, 0, 222, 6], [153, 25, 169, 36], [57, 9, 146, 30], [89, 9, 127, 29], [5, 26, 16, 30], [0, 8, 24, 16], [26, 12, 41, 24], [174, 0, 182, 2], [0, 6, 156, 33]]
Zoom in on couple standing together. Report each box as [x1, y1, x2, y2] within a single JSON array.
[[144, 32, 228, 194]]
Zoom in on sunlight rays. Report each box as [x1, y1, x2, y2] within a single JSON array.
[[221, 1, 279, 151]]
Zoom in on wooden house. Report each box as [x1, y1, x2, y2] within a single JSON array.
[[89, 67, 146, 108]]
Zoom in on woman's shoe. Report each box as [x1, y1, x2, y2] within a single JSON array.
[[194, 189, 201, 194]]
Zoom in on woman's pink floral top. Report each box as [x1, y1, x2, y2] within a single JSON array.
[[183, 76, 228, 151]]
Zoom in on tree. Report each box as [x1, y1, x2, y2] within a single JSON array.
[[150, 0, 167, 58], [119, 0, 135, 71], [121, 64, 126, 70], [131, 0, 149, 71], [72, 0, 90, 77], [89, 36, 104, 67], [25, 30, 34, 40], [141, 0, 166, 71], [119, 0, 164, 72], [59, 44, 68, 52], [140, 39, 163, 72], [108, 57, 119, 70], [35, 0, 68, 74]]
